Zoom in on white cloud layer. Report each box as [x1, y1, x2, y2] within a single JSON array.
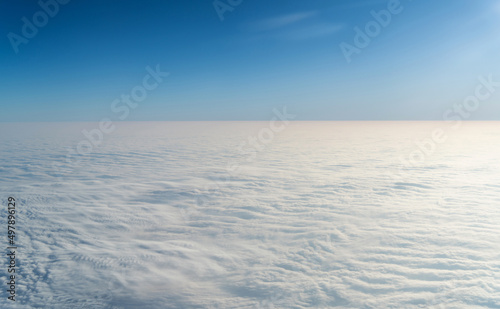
[[0, 121, 499, 308]]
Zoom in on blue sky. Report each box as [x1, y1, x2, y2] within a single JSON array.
[[1, 0, 500, 121]]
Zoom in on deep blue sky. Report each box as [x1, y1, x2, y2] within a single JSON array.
[[1, 0, 500, 121]]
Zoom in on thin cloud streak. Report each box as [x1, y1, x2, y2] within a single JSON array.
[[245, 11, 342, 42], [281, 23, 343, 40], [248, 11, 319, 32]]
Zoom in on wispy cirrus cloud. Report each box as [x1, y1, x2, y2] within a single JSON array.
[[281, 22, 343, 40], [249, 11, 319, 32], [245, 11, 343, 41]]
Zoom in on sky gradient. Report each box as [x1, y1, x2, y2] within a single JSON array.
[[1, 0, 500, 121]]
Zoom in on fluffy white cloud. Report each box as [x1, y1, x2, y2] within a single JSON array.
[[0, 122, 499, 308]]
